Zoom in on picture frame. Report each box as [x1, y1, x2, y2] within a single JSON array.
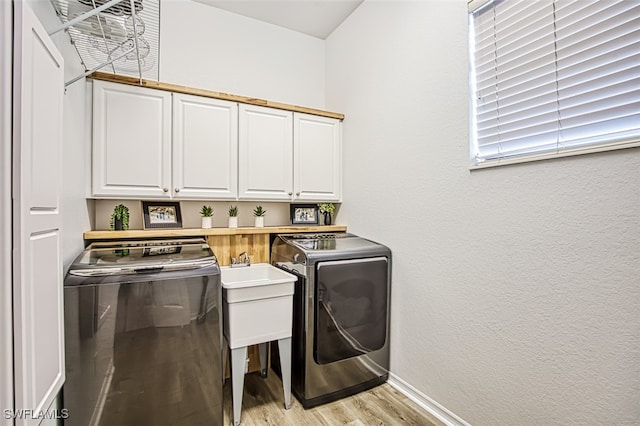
[[142, 201, 183, 229], [290, 204, 319, 225]]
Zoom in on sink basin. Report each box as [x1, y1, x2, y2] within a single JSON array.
[[221, 263, 296, 303], [221, 263, 296, 348], [221, 263, 295, 288]]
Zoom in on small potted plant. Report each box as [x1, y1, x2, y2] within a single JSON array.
[[110, 204, 130, 231], [200, 205, 213, 229], [318, 203, 335, 226], [228, 205, 238, 228], [253, 205, 266, 228]]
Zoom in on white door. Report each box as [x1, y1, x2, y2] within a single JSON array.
[[238, 104, 293, 200], [293, 113, 342, 201], [12, 3, 65, 425], [92, 81, 172, 198], [173, 93, 238, 199]]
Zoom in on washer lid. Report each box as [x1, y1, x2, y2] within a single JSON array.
[[68, 238, 217, 277], [281, 233, 387, 253]]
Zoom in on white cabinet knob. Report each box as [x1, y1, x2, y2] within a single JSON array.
[[175, 188, 180, 192], [163, 187, 169, 192]]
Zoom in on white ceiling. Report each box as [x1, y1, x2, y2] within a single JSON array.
[[192, 0, 363, 39]]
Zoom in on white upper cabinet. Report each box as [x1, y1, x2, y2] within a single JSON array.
[[92, 82, 238, 199], [239, 105, 343, 202], [172, 93, 238, 199], [239, 104, 294, 200], [294, 113, 342, 202], [92, 80, 342, 202], [92, 81, 172, 198]]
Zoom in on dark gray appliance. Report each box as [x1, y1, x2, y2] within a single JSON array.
[[63, 238, 223, 426], [271, 232, 391, 408]]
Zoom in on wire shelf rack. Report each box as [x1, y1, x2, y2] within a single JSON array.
[[49, 0, 159, 87]]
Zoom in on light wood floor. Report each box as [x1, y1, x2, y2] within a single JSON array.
[[223, 370, 443, 426]]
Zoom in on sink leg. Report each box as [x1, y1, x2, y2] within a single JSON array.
[[278, 337, 292, 410], [258, 342, 268, 378], [231, 346, 247, 426]]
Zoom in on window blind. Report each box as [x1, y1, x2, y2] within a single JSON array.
[[469, 0, 640, 166]]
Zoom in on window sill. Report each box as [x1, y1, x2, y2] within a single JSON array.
[[470, 140, 640, 170]]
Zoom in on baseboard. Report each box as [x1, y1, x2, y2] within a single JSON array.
[[387, 373, 471, 426]]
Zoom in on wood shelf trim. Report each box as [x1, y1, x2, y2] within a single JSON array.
[[84, 225, 348, 240], [88, 72, 345, 120]]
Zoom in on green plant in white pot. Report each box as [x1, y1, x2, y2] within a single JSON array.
[[253, 205, 266, 228], [228, 205, 238, 228], [318, 203, 335, 225], [200, 205, 213, 229]]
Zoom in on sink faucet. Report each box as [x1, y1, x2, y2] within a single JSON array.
[[238, 252, 250, 264], [231, 252, 251, 267]]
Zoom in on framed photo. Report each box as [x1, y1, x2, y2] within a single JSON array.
[[142, 201, 183, 229], [290, 204, 319, 225]]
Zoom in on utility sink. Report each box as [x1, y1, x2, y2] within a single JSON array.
[[221, 264, 296, 425], [221, 263, 296, 349]]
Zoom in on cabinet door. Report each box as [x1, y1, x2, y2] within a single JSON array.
[[173, 94, 238, 199], [293, 113, 342, 201], [13, 4, 65, 424], [92, 81, 171, 198], [239, 105, 293, 200]]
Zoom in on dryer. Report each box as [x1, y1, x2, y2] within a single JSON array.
[[271, 233, 391, 408]]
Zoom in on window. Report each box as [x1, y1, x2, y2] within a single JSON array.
[[469, 0, 640, 167]]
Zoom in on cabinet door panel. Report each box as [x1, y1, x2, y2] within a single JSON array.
[[294, 113, 342, 201], [92, 81, 171, 198], [13, 4, 65, 425], [173, 94, 238, 199], [239, 105, 293, 200]]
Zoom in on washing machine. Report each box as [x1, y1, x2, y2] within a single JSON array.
[[270, 232, 391, 408], [63, 238, 223, 426]]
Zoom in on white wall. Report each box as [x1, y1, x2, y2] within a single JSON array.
[[160, 0, 326, 109], [94, 200, 293, 230], [326, 1, 640, 425]]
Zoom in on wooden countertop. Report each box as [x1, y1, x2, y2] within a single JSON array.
[[84, 225, 347, 240]]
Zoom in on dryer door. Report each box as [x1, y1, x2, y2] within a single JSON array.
[[314, 257, 389, 364]]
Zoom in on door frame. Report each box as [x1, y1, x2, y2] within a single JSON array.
[[1, 2, 13, 425]]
